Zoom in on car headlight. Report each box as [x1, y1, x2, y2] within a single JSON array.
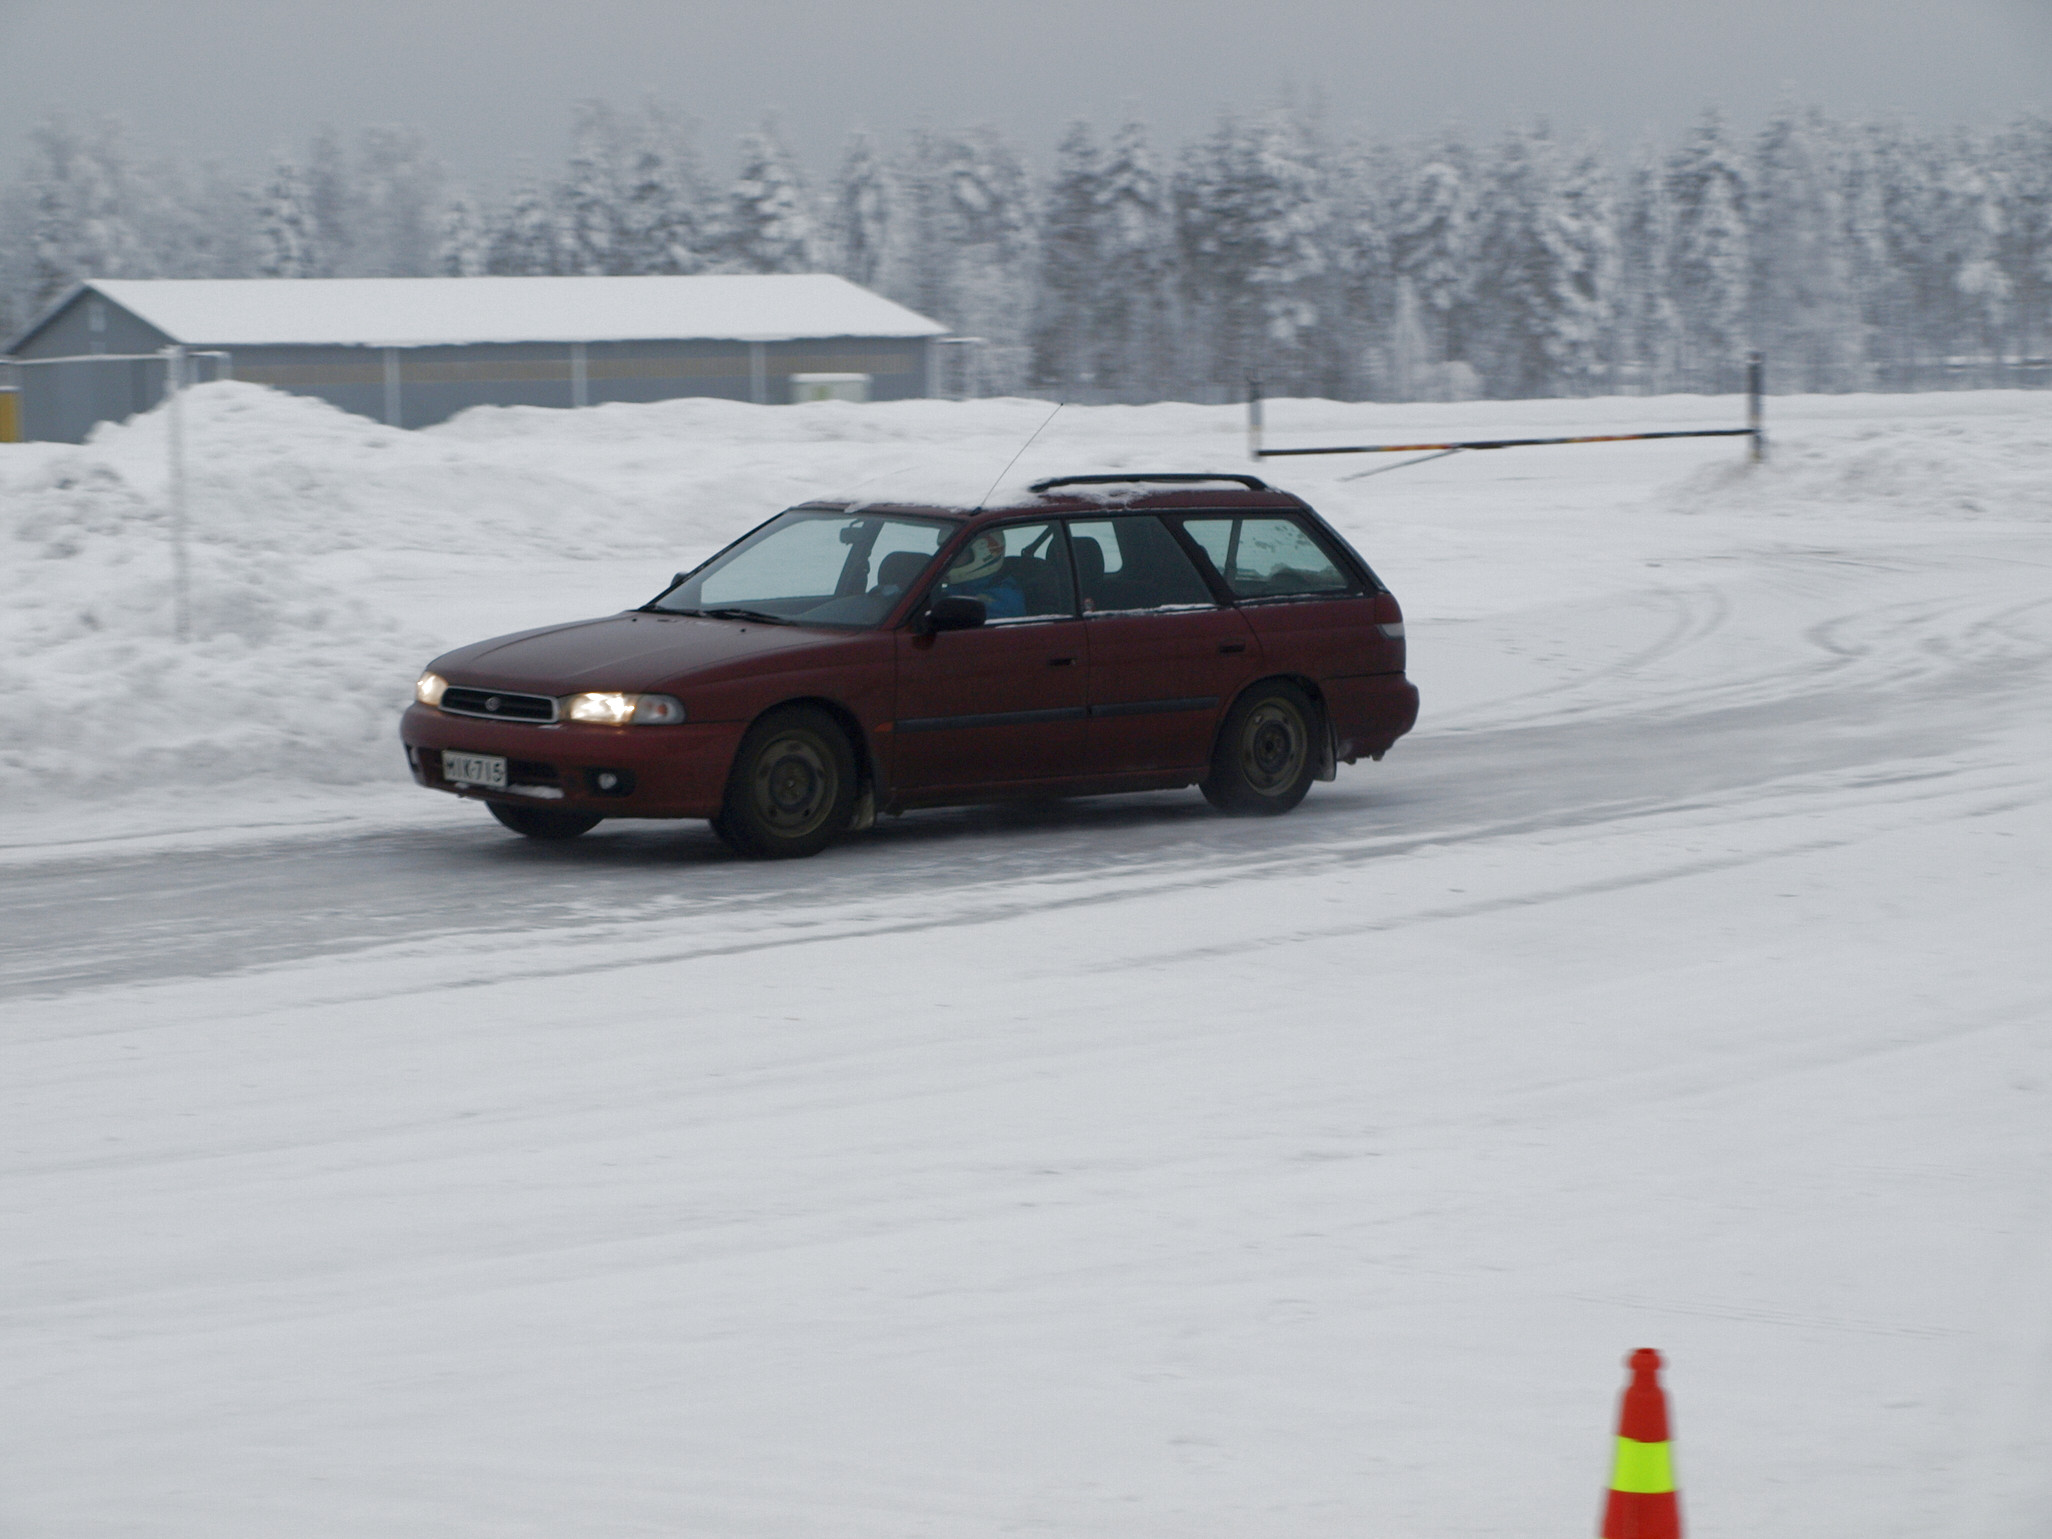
[[562, 691, 686, 725], [415, 671, 449, 707]]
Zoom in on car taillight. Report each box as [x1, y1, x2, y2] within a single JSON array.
[[1371, 589, 1404, 638]]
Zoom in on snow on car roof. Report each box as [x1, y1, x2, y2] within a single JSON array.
[[68, 275, 949, 348], [839, 473, 1293, 515]]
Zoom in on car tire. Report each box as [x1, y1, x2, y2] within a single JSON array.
[[1202, 681, 1319, 816], [488, 801, 604, 839], [713, 706, 858, 859]]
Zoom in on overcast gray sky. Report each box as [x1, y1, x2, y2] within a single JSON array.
[[4, 0, 2049, 186]]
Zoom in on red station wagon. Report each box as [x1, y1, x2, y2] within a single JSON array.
[[400, 473, 1419, 857]]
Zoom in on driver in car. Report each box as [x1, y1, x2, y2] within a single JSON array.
[[938, 530, 1026, 618]]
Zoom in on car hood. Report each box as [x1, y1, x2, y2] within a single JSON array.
[[431, 612, 857, 694]]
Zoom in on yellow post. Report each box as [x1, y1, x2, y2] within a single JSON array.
[[0, 387, 20, 443]]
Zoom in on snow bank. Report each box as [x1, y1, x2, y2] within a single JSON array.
[[3, 381, 2047, 811], [1667, 392, 2052, 522]]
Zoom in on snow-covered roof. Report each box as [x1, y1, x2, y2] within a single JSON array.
[[29, 275, 948, 350]]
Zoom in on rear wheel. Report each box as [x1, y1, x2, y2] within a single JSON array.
[[713, 706, 858, 859], [488, 801, 603, 840], [1202, 681, 1318, 816]]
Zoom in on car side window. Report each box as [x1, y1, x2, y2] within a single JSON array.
[[865, 521, 948, 599], [1179, 516, 1355, 599], [933, 521, 1076, 622], [1066, 516, 1215, 613]]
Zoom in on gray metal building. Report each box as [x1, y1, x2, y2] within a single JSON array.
[[1, 275, 949, 443]]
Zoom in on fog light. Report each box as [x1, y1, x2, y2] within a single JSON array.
[[584, 767, 636, 797]]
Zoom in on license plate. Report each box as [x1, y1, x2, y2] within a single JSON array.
[[442, 750, 507, 789]]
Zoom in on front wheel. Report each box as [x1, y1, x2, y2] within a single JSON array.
[[1202, 681, 1318, 816], [488, 801, 603, 839], [713, 706, 858, 859]]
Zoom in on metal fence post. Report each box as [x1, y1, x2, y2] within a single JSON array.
[[1747, 351, 1766, 463], [383, 347, 401, 427], [162, 345, 191, 644], [1247, 377, 1264, 462]]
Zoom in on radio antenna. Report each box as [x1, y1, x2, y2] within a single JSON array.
[[977, 401, 1065, 509]]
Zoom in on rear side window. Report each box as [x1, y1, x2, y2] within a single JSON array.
[[1066, 516, 1215, 612], [1180, 516, 1355, 599]]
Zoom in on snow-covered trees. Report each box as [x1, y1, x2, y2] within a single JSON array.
[[1242, 112, 1331, 376], [486, 168, 559, 276], [1615, 145, 1682, 393], [1556, 141, 1620, 385], [1096, 122, 1179, 390], [882, 127, 1036, 393], [1933, 133, 2010, 376], [351, 127, 443, 278], [257, 160, 320, 278], [1030, 122, 1104, 385], [1389, 132, 1478, 371], [826, 132, 893, 290], [617, 109, 712, 276], [1470, 127, 1613, 398], [305, 130, 352, 278], [727, 125, 816, 274], [1175, 112, 1330, 390], [557, 103, 622, 277], [1993, 115, 2052, 366], [1667, 111, 1752, 391], [1749, 107, 1860, 390], [1028, 118, 1183, 393], [1324, 139, 1393, 400], [2, 97, 2045, 399], [434, 195, 488, 278], [19, 116, 159, 308]]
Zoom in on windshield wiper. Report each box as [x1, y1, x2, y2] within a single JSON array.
[[670, 606, 794, 625]]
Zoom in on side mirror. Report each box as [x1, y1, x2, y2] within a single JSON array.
[[922, 595, 988, 633]]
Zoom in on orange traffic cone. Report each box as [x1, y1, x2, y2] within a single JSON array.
[[1600, 1349, 1681, 1539]]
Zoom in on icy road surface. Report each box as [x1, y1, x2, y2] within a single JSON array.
[[2, 390, 2049, 1538]]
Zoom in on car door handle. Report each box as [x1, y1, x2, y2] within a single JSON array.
[[1218, 641, 1247, 654], [1047, 656, 1077, 667]]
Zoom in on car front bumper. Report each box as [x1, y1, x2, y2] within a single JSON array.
[[399, 703, 746, 819]]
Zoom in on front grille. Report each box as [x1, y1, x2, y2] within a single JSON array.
[[441, 686, 557, 722]]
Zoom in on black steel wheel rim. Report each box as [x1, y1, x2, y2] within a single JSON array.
[[752, 732, 837, 835], [1240, 700, 1307, 795]]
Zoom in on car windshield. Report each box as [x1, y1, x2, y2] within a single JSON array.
[[648, 511, 953, 628]]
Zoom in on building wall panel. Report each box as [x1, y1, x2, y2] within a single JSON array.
[[8, 287, 940, 438], [762, 338, 928, 401], [11, 290, 178, 442], [18, 291, 173, 362]]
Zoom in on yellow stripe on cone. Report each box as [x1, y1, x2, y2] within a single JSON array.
[[1610, 1436, 1675, 1494]]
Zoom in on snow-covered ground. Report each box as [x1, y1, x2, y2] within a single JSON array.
[[2, 386, 2048, 1538]]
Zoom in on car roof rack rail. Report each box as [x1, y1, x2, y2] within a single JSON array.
[[1028, 472, 1272, 494]]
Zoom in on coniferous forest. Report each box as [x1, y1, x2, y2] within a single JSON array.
[[4, 101, 2049, 402]]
